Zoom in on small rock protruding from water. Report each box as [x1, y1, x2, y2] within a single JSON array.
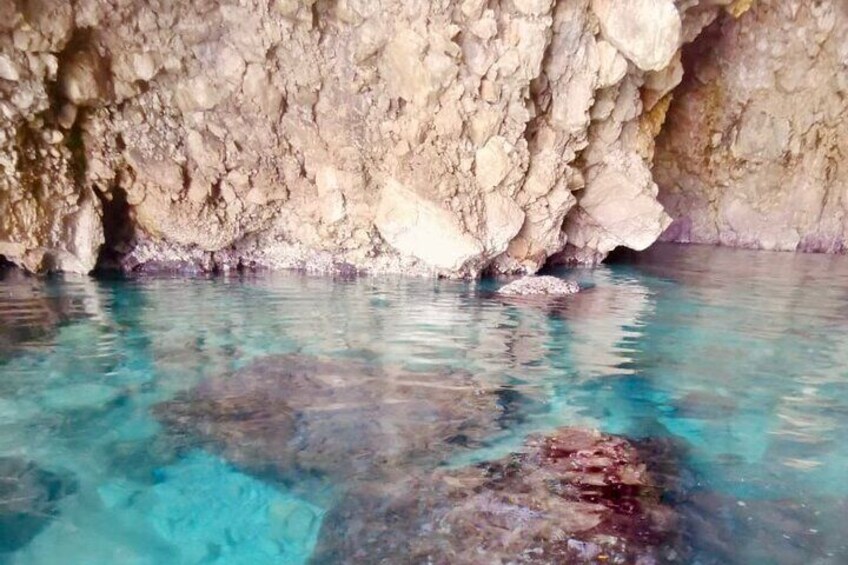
[[0, 457, 78, 553], [497, 275, 580, 296]]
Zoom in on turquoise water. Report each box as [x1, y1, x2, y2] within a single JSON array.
[[1, 244, 847, 564]]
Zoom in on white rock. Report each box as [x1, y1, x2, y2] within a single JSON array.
[[483, 193, 525, 255], [497, 275, 580, 296], [591, 0, 681, 71], [0, 54, 20, 81], [375, 180, 483, 271], [595, 40, 627, 88], [475, 136, 513, 191], [567, 167, 671, 254]]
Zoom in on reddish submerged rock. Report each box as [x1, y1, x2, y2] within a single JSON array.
[[314, 427, 686, 564], [154, 355, 688, 563]]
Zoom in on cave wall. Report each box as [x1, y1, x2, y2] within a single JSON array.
[[655, 0, 848, 253], [1, 0, 763, 276]]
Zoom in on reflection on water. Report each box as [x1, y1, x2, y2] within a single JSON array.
[[0, 244, 847, 563]]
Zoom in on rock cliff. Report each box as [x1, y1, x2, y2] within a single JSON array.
[[655, 0, 848, 253], [2, 0, 839, 277]]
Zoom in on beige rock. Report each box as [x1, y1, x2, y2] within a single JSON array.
[[656, 0, 848, 254], [482, 192, 525, 255], [315, 166, 347, 225], [0, 0, 748, 276], [0, 54, 19, 81], [591, 0, 682, 71], [59, 48, 111, 106], [375, 180, 483, 272], [567, 167, 671, 255], [475, 136, 514, 191]]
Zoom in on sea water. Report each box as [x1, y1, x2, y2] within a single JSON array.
[[1, 244, 847, 564]]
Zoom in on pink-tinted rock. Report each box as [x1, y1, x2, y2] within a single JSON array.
[[314, 427, 687, 564]]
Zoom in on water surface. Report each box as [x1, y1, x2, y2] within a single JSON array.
[[1, 244, 847, 564]]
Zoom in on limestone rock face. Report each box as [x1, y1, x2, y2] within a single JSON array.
[[1, 0, 733, 276], [655, 0, 848, 254]]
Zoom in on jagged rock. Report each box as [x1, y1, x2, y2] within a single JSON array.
[[591, 0, 682, 72], [154, 354, 508, 483], [313, 428, 687, 564], [0, 0, 737, 276], [0, 457, 78, 553], [497, 275, 580, 296], [656, 0, 848, 254]]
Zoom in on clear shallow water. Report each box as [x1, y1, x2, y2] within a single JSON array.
[[1, 244, 847, 564]]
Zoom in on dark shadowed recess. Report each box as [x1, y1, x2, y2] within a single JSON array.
[[94, 183, 135, 273]]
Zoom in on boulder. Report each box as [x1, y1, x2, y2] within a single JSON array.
[[154, 354, 509, 484], [591, 0, 681, 72], [313, 427, 687, 564], [497, 275, 580, 296]]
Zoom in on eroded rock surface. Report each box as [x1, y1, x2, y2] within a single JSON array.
[[313, 427, 686, 564], [1, 0, 744, 276], [656, 0, 848, 253], [154, 354, 507, 483]]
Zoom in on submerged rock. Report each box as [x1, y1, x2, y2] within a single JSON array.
[[685, 491, 848, 564], [154, 354, 506, 483], [498, 275, 580, 296], [0, 458, 78, 553], [313, 427, 686, 564], [0, 269, 86, 361]]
